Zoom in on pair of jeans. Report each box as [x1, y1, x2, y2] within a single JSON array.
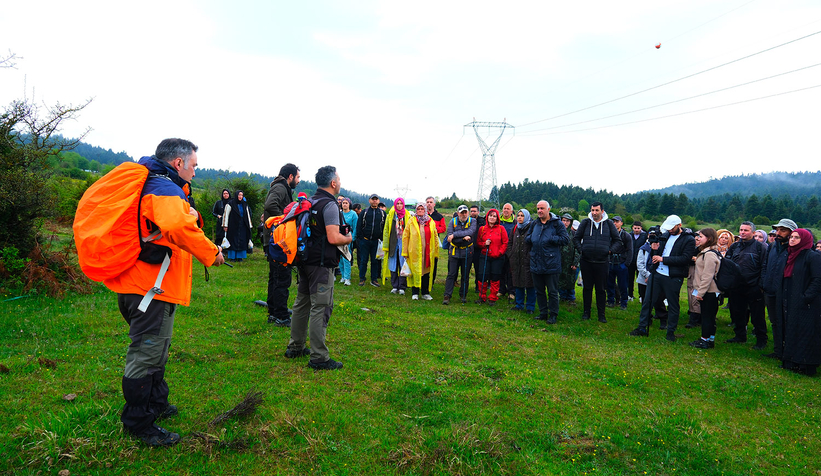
[[514, 286, 536, 311], [607, 262, 629, 306]]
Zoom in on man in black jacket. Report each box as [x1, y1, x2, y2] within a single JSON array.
[[725, 221, 769, 349], [627, 221, 647, 301], [574, 202, 619, 323], [761, 218, 797, 359], [629, 215, 696, 341], [357, 194, 386, 286], [264, 163, 300, 326]]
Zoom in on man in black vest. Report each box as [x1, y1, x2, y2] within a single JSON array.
[[264, 163, 300, 326], [284, 166, 351, 370]]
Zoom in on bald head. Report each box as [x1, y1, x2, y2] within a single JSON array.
[[536, 200, 550, 222]]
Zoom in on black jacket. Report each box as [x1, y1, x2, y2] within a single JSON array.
[[725, 238, 768, 289], [526, 213, 569, 275], [357, 206, 386, 241], [630, 231, 648, 264], [762, 238, 790, 296], [648, 231, 696, 278], [778, 249, 821, 365], [574, 216, 619, 264], [610, 229, 633, 266]]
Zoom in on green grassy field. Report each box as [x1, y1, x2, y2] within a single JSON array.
[[1, 247, 820, 476]]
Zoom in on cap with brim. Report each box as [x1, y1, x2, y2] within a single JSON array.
[[370, 194, 379, 199], [772, 218, 797, 231], [457, 205, 468, 212], [613, 216, 623, 222], [660, 215, 682, 232], [561, 213, 573, 220], [768, 230, 777, 235]]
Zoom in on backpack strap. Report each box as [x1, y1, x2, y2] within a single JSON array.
[[137, 252, 172, 312]]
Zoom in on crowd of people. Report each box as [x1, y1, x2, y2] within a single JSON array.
[[252, 169, 821, 380], [101, 141, 821, 448], [208, 164, 821, 380]]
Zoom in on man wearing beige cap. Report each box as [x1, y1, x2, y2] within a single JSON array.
[[762, 218, 797, 358]]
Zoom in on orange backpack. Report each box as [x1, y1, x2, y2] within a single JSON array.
[[265, 196, 313, 266], [73, 162, 153, 281]]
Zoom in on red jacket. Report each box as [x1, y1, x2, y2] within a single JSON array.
[[477, 209, 509, 258]]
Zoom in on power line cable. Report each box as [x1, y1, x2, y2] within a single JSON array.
[[518, 62, 821, 134], [522, 83, 821, 136], [517, 29, 821, 129]]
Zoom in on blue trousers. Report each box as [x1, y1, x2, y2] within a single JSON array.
[[514, 287, 536, 311], [607, 263, 629, 306]]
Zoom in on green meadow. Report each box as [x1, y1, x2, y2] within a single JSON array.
[[1, 246, 820, 476]]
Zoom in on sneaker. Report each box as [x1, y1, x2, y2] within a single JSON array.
[[421, 294, 433, 301], [284, 347, 311, 358], [628, 296, 634, 302], [460, 297, 467, 304], [156, 404, 178, 421], [725, 336, 747, 344], [390, 288, 398, 294], [629, 327, 649, 337], [343, 279, 351, 286], [689, 339, 714, 349], [412, 295, 419, 300], [399, 289, 405, 295], [370, 281, 381, 287], [271, 317, 291, 327], [359, 280, 366, 286], [442, 295, 451, 305], [308, 358, 343, 370], [134, 425, 180, 447]]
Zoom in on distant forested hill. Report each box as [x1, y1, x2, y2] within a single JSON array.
[[642, 171, 821, 199]]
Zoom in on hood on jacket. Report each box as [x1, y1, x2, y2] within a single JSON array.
[[640, 241, 653, 253], [139, 156, 187, 188], [271, 175, 289, 188], [485, 208, 500, 227], [588, 210, 608, 224]]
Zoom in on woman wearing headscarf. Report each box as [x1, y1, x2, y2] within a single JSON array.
[[402, 203, 439, 300], [381, 198, 408, 294], [689, 228, 721, 349], [222, 190, 252, 262], [211, 188, 231, 245], [507, 209, 535, 313], [754, 229, 769, 249], [339, 197, 358, 286], [475, 208, 509, 305], [778, 228, 821, 375]]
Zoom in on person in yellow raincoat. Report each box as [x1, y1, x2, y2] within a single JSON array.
[[381, 198, 408, 293], [403, 203, 439, 300]]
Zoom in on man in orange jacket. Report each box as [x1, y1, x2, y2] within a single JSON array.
[[105, 138, 225, 446]]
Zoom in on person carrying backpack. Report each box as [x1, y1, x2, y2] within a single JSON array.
[[99, 139, 225, 446], [284, 166, 352, 370]]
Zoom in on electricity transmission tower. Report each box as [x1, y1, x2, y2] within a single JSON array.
[[464, 119, 514, 211]]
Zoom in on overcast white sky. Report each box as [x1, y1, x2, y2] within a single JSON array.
[[2, 0, 819, 201]]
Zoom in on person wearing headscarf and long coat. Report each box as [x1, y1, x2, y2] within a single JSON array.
[[778, 228, 821, 375], [507, 209, 535, 313], [403, 203, 439, 300], [476, 208, 509, 305], [211, 188, 231, 245], [222, 190, 252, 262], [382, 198, 408, 293]]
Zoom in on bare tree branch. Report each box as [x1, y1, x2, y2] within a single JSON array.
[[0, 50, 20, 69]]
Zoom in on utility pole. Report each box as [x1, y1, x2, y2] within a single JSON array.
[[464, 119, 514, 212], [394, 184, 410, 199]]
